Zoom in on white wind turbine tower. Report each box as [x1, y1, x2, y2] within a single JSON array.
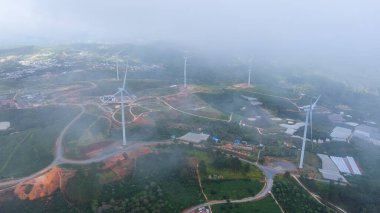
[[183, 56, 188, 88], [116, 62, 120, 80], [248, 59, 253, 86], [299, 95, 321, 169]]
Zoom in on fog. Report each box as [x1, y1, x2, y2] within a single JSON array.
[[1, 0, 380, 82]]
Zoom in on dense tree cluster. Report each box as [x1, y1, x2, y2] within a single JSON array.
[[212, 151, 242, 171], [98, 151, 202, 212], [99, 182, 170, 213], [272, 175, 330, 213]]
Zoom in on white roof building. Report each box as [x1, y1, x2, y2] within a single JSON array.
[[330, 127, 352, 142], [0, 121, 10, 130], [178, 132, 210, 144], [330, 156, 350, 173], [330, 156, 362, 175]]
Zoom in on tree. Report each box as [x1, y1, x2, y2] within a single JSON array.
[[284, 171, 290, 178], [243, 163, 250, 174]]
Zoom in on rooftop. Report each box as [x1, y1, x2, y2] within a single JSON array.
[[0, 122, 10, 131], [330, 126, 352, 142], [178, 132, 210, 143]]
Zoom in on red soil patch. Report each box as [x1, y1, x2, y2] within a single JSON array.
[[133, 114, 153, 125], [14, 166, 75, 200], [99, 153, 133, 183], [223, 142, 234, 149], [130, 146, 152, 157], [232, 83, 255, 89], [184, 157, 198, 179], [188, 157, 198, 169], [99, 146, 153, 183]]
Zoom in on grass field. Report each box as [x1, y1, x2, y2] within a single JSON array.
[[203, 179, 262, 200], [0, 106, 79, 178], [212, 196, 281, 213], [186, 149, 263, 180]]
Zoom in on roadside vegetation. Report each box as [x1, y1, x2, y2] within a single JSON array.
[[212, 196, 281, 213], [272, 173, 330, 213]]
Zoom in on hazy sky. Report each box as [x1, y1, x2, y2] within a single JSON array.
[[1, 0, 379, 78]]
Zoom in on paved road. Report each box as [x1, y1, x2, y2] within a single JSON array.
[[182, 159, 278, 213], [54, 105, 85, 163], [57, 141, 172, 165]]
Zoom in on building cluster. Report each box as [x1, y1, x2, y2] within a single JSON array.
[[318, 154, 361, 183], [1, 58, 60, 80], [328, 124, 380, 145], [0, 91, 48, 109], [318, 154, 347, 182], [177, 132, 255, 156]]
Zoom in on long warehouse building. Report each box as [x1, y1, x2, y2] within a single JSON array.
[[330, 156, 361, 175]]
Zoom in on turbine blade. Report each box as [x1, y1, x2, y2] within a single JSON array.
[[312, 95, 321, 109], [114, 90, 121, 96], [123, 69, 127, 90]]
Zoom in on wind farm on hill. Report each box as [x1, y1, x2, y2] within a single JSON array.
[[0, 44, 379, 213]]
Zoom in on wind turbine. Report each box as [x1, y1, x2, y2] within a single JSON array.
[[299, 95, 321, 169], [183, 56, 187, 88], [114, 68, 131, 146]]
